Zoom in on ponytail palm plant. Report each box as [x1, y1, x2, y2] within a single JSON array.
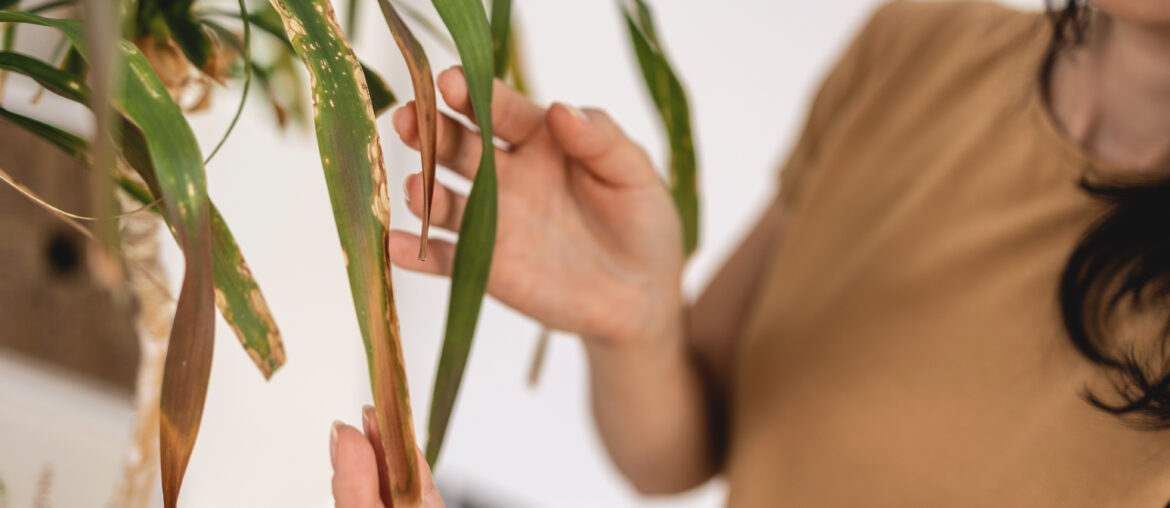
[[0, 0, 695, 506]]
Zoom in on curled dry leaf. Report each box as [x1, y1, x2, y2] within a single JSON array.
[[376, 0, 436, 260], [134, 35, 192, 93]]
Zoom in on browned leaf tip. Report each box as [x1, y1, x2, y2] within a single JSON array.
[[159, 238, 216, 508], [376, 0, 437, 261]]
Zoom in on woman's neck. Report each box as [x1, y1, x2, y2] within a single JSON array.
[[1049, 14, 1170, 172]]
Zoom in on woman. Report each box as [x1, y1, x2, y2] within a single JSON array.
[[331, 0, 1170, 506]]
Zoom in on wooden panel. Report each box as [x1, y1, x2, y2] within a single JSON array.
[[0, 118, 139, 391]]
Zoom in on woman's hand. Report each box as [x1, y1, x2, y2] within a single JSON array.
[[330, 406, 444, 508], [389, 67, 685, 347]]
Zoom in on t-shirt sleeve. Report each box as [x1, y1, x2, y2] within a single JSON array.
[[777, 1, 909, 206]]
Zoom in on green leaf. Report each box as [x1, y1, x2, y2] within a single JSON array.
[[265, 0, 421, 505], [109, 38, 214, 508], [622, 2, 699, 255], [427, 0, 497, 468], [488, 0, 510, 78], [0, 11, 82, 51], [123, 124, 288, 381], [159, 2, 213, 70], [60, 46, 86, 76], [362, 62, 396, 116], [0, 50, 88, 103], [0, 105, 89, 160], [631, 0, 660, 46], [4, 106, 287, 384]]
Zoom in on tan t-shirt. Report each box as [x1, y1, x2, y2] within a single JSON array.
[[727, 2, 1170, 506]]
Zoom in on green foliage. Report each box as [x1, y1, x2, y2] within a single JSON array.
[[0, 11, 285, 380], [0, 0, 703, 501], [0, 50, 87, 102], [427, 0, 498, 468], [0, 12, 217, 506], [489, 0, 511, 78], [623, 0, 699, 255]]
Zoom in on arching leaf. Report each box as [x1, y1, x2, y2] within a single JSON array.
[[622, 0, 699, 255], [426, 0, 497, 468]]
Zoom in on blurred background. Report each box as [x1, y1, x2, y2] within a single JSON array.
[[0, 0, 1036, 507]]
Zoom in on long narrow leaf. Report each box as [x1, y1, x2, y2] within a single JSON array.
[[0, 13, 215, 507], [427, 0, 497, 468], [0, 106, 88, 159], [0, 51, 88, 111], [113, 39, 214, 508], [160, 4, 215, 74], [488, 0, 510, 78], [622, 1, 698, 255], [0, 17, 17, 99], [0, 40, 286, 380], [123, 125, 288, 380], [265, 1, 421, 505], [375, 0, 436, 260]]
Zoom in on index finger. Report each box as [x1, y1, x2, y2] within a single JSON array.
[[437, 66, 544, 146]]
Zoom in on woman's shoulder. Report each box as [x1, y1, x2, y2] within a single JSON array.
[[867, 0, 1040, 36], [858, 1, 1047, 71]]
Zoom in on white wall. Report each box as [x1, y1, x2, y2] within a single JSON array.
[[166, 1, 1037, 507]]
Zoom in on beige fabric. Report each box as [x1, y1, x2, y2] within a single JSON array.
[[727, 2, 1170, 506]]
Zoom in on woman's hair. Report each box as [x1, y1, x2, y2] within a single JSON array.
[[1046, 0, 1170, 427]]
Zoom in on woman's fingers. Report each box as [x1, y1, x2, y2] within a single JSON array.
[[359, 407, 445, 508], [437, 66, 545, 145], [393, 104, 509, 180], [388, 231, 455, 276], [404, 173, 466, 233], [331, 421, 385, 508], [360, 407, 392, 504], [546, 102, 658, 187]]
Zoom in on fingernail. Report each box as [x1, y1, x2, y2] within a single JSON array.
[[362, 405, 376, 431], [403, 175, 413, 204], [559, 103, 587, 122], [330, 420, 342, 467]]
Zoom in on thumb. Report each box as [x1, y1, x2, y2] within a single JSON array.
[[361, 406, 445, 508], [546, 102, 657, 186]]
